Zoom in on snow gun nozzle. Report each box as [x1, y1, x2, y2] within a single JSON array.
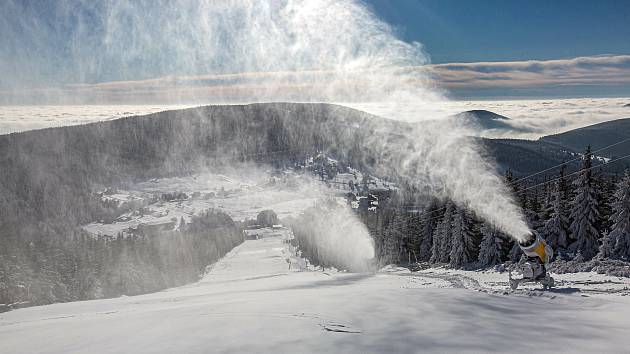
[[518, 231, 552, 263], [518, 232, 537, 248]]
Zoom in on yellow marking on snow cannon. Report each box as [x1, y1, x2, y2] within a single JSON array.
[[532, 241, 548, 261], [518, 231, 552, 264]]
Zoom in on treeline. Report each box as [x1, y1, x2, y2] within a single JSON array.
[[0, 210, 242, 311], [365, 146, 630, 271]]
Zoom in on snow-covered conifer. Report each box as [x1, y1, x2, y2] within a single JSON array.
[[597, 231, 615, 259], [568, 146, 601, 260], [383, 212, 404, 264], [449, 207, 476, 267], [609, 172, 630, 260], [418, 203, 440, 261], [478, 224, 504, 266], [431, 203, 454, 263], [541, 180, 569, 252]]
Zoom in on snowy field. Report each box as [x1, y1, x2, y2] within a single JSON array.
[[84, 171, 319, 236], [82, 167, 381, 237], [2, 233, 629, 354]]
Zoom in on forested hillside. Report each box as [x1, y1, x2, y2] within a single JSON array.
[[540, 118, 630, 158], [2, 103, 629, 310], [291, 149, 630, 277], [0, 103, 404, 310]]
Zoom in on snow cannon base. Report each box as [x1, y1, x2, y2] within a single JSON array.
[[508, 260, 555, 290]]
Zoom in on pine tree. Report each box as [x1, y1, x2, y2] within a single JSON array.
[[539, 179, 554, 221], [600, 174, 618, 233], [598, 231, 615, 259], [431, 203, 454, 264], [449, 207, 476, 268], [383, 212, 404, 264], [478, 224, 504, 266], [541, 180, 569, 252], [568, 146, 601, 260], [609, 172, 630, 260], [405, 213, 422, 263], [558, 163, 574, 206], [529, 188, 541, 215], [508, 240, 522, 262], [418, 203, 440, 261]]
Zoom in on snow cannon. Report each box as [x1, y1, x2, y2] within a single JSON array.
[[518, 231, 552, 264], [509, 231, 554, 290]]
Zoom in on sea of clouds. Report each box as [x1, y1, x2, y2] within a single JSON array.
[[1, 97, 627, 137], [350, 97, 630, 139]]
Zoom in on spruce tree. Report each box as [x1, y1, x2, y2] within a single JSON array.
[[540, 179, 554, 221], [478, 224, 504, 266], [449, 207, 476, 268], [598, 231, 615, 259], [418, 203, 440, 261], [383, 212, 404, 264], [541, 180, 569, 252], [568, 146, 601, 260], [609, 172, 630, 260], [405, 213, 423, 263], [431, 203, 454, 264]]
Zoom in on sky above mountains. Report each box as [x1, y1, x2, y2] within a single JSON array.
[[1, 0, 629, 103], [365, 0, 630, 64], [366, 0, 630, 99]]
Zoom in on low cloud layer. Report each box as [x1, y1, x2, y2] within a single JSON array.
[[350, 97, 630, 139], [430, 55, 630, 89], [2, 98, 629, 141]]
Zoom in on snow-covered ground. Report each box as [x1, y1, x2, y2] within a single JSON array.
[[83, 166, 392, 237], [2, 232, 630, 353], [83, 170, 326, 237]]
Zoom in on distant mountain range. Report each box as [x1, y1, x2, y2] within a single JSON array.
[[540, 118, 630, 159], [1, 103, 628, 229], [484, 117, 630, 177], [450, 109, 530, 133]]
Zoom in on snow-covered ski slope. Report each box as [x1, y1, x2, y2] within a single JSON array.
[[2, 234, 630, 353]]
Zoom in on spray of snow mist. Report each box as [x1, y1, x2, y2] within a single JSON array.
[[1, 0, 531, 242]]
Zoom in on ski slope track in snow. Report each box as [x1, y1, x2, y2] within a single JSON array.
[[1, 234, 630, 353]]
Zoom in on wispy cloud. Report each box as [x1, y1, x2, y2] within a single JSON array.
[[428, 54, 630, 89], [2, 55, 630, 104]]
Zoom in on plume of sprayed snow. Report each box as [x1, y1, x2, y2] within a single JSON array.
[[0, 0, 531, 242], [401, 122, 531, 241], [0, 0, 440, 104], [292, 199, 375, 272]]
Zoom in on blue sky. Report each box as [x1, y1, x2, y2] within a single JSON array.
[[365, 0, 630, 64], [367, 0, 630, 98]]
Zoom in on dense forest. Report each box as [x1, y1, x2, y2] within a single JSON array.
[[290, 146, 630, 277], [0, 210, 242, 311]]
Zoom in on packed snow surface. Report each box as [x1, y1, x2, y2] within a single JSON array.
[[1, 233, 630, 353]]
